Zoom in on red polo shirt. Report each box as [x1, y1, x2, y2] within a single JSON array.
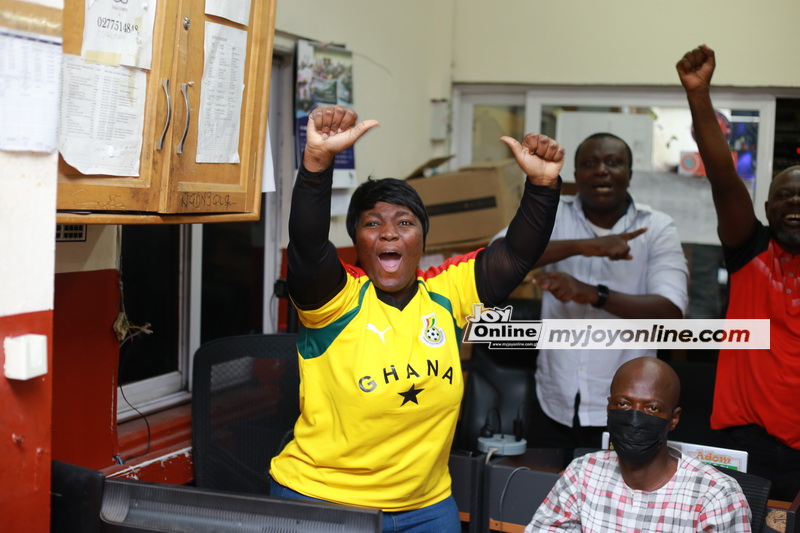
[[712, 222, 800, 449]]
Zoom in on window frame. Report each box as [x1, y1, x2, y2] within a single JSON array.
[[451, 88, 527, 171], [116, 51, 295, 421], [453, 84, 780, 224]]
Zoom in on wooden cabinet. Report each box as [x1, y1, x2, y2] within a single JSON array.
[[57, 0, 276, 224]]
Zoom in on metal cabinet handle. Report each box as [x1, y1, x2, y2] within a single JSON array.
[[177, 81, 194, 154], [156, 78, 171, 151]]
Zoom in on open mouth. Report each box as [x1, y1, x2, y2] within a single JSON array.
[[783, 213, 800, 228], [592, 183, 613, 193], [379, 252, 402, 272]]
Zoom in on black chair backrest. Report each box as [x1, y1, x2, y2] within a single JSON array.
[[456, 343, 535, 454], [455, 298, 540, 454], [714, 466, 772, 530], [192, 333, 299, 494]]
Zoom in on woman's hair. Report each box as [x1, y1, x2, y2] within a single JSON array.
[[346, 178, 430, 245]]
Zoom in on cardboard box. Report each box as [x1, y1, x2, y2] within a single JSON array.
[[407, 158, 525, 251]]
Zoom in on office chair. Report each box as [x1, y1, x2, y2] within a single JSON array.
[[665, 359, 722, 447], [714, 466, 772, 530], [454, 299, 538, 454], [192, 333, 299, 495], [455, 343, 535, 454]]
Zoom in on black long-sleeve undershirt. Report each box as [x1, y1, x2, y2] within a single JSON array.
[[287, 164, 560, 310]]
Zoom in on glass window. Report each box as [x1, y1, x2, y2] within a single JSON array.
[[118, 225, 181, 386], [200, 203, 266, 345], [116, 54, 290, 420], [116, 224, 188, 421], [471, 104, 525, 163], [454, 85, 783, 324], [452, 92, 526, 168], [534, 102, 762, 246]]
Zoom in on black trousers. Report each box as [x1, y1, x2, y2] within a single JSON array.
[[715, 424, 800, 502], [526, 389, 605, 455]]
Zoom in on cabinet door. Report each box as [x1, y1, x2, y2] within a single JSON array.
[[160, 0, 275, 216], [57, 0, 178, 214]]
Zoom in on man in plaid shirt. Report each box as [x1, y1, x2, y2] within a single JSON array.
[[526, 357, 751, 532]]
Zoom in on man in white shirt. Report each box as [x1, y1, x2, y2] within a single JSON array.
[[493, 133, 688, 450]]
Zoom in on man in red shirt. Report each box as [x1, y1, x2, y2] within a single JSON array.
[[677, 44, 800, 501]]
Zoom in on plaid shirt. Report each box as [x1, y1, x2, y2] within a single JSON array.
[[525, 449, 751, 533]]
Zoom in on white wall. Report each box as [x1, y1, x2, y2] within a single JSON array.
[[0, 152, 57, 317], [276, 1, 798, 247], [451, 0, 800, 87], [55, 226, 119, 274], [275, 0, 456, 245]]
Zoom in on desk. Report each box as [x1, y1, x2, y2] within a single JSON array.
[[483, 449, 563, 533], [764, 497, 800, 533]]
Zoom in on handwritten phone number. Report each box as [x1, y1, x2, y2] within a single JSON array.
[[96, 17, 139, 33]]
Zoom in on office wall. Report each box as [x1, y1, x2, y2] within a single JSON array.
[[276, 0, 455, 175], [451, 0, 800, 87], [0, 150, 57, 530], [52, 227, 121, 468], [276, 1, 798, 247], [0, 152, 57, 316], [275, 0, 456, 245]]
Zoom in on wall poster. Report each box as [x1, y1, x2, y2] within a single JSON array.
[[294, 40, 354, 189]]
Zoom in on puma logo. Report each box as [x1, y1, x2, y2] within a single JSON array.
[[366, 323, 392, 343]]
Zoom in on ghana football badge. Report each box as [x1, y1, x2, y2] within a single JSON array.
[[420, 313, 446, 347]]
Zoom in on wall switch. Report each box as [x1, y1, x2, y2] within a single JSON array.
[[4, 334, 48, 380]]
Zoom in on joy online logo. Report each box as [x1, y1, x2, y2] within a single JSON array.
[[462, 303, 544, 349]]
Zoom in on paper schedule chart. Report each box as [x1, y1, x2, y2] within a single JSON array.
[[0, 29, 62, 153]]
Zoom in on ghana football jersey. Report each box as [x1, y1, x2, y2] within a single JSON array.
[[270, 252, 480, 512]]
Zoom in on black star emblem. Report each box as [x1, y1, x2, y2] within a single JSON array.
[[398, 384, 425, 406]]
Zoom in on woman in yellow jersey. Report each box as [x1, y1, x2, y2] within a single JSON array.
[[269, 105, 563, 532]]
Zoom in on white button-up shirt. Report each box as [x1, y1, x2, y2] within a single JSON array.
[[496, 194, 689, 427]]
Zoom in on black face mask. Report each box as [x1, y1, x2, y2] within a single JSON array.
[[607, 409, 670, 465]]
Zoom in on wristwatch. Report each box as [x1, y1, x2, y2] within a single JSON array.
[[592, 284, 609, 309]]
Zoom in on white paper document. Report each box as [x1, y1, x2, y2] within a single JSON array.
[[196, 22, 247, 164], [0, 29, 62, 152], [331, 189, 351, 217], [59, 54, 146, 176], [20, 0, 62, 6], [205, 0, 252, 26], [82, 0, 157, 70]]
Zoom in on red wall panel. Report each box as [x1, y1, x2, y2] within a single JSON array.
[[0, 309, 53, 532], [52, 269, 121, 468]]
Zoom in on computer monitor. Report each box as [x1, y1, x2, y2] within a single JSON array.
[[52, 460, 382, 533], [51, 459, 105, 533]]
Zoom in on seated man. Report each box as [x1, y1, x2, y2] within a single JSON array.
[[525, 357, 751, 532]]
